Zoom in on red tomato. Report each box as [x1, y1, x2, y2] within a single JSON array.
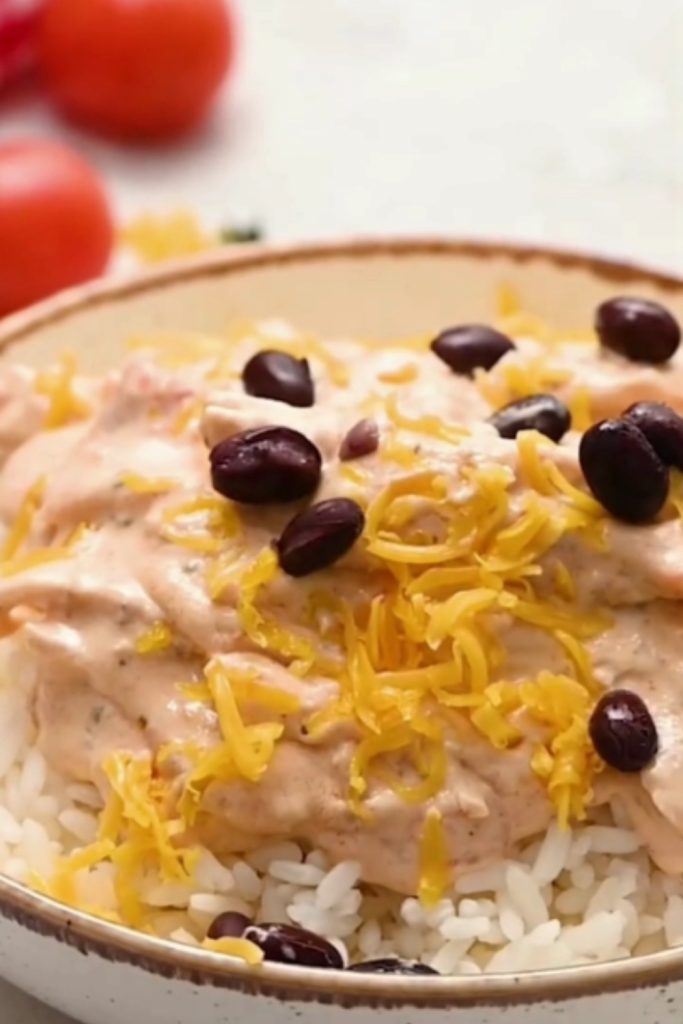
[[0, 140, 114, 316], [39, 0, 235, 142], [0, 2, 41, 91]]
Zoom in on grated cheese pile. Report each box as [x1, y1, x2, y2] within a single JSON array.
[[296, 441, 608, 839]]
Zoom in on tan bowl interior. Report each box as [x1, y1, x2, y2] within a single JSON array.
[[3, 240, 683, 370]]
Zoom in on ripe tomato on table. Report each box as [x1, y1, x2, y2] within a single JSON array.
[[39, 0, 236, 142], [0, 1, 41, 91], [0, 140, 114, 316]]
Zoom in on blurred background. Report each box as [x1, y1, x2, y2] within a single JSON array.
[[1, 0, 682, 317]]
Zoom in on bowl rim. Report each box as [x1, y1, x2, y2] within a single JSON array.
[[1, 236, 683, 1009], [3, 234, 683, 345]]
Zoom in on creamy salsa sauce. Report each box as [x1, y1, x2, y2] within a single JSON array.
[[1, 300, 683, 911]]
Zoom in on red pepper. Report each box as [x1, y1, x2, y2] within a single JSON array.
[[0, 1, 41, 91]]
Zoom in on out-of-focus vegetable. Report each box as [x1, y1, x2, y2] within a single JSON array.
[[39, 0, 236, 142], [0, 139, 114, 316], [0, 1, 40, 92]]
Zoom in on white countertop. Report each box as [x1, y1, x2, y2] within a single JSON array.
[[2, 0, 683, 269], [2, 0, 683, 1019]]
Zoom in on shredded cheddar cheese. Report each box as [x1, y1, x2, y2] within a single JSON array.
[[135, 621, 174, 655], [49, 752, 197, 929], [235, 548, 316, 673], [0, 517, 90, 578], [120, 473, 177, 495], [301, 427, 609, 826], [174, 659, 287, 826], [496, 282, 522, 319], [339, 463, 369, 487], [495, 284, 595, 345], [568, 386, 593, 431], [121, 210, 217, 263], [172, 397, 204, 436], [385, 394, 466, 446], [35, 351, 90, 429], [378, 362, 419, 385], [381, 435, 421, 469], [474, 287, 598, 427], [1, 477, 45, 560], [669, 471, 683, 521], [0, 549, 72, 577], [160, 495, 240, 553], [202, 937, 264, 964], [232, 673, 301, 716], [418, 808, 451, 907]]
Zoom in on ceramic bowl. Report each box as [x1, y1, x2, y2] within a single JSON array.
[[1, 239, 683, 1024]]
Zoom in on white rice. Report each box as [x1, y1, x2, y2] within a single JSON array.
[[2, 640, 683, 976]]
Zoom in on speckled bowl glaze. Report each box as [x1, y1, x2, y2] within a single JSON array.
[[1, 239, 683, 1024]]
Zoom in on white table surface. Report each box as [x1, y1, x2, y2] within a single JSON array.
[[2, 0, 683, 1019]]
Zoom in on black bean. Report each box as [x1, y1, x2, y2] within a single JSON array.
[[595, 297, 680, 364], [348, 958, 440, 976], [242, 350, 314, 407], [589, 689, 658, 773], [276, 497, 365, 577], [340, 418, 379, 461], [243, 923, 344, 969], [431, 324, 515, 376], [489, 393, 571, 442], [579, 418, 669, 523], [207, 912, 251, 941], [210, 426, 321, 505], [623, 401, 683, 470]]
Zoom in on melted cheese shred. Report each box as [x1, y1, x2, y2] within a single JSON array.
[[475, 287, 598, 428], [173, 660, 289, 826], [232, 548, 316, 673], [159, 495, 241, 553], [1, 477, 45, 560], [202, 937, 264, 965], [120, 473, 177, 495], [48, 752, 197, 927], [418, 808, 451, 908], [0, 506, 90, 579], [135, 621, 174, 655], [48, 661, 289, 935], [35, 351, 91, 429]]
